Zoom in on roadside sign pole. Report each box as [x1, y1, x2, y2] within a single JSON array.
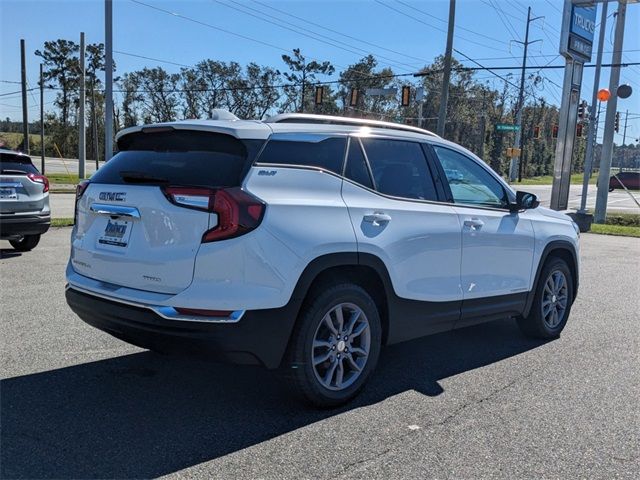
[[579, 0, 608, 214], [594, 0, 627, 224]]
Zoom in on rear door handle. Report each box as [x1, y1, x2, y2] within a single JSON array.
[[363, 212, 392, 226], [463, 218, 484, 230]]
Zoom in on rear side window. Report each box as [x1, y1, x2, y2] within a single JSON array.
[[0, 153, 38, 174], [360, 138, 437, 201], [344, 138, 373, 189], [90, 130, 256, 187], [257, 135, 346, 174]]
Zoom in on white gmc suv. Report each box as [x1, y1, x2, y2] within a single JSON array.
[[65, 112, 579, 406]]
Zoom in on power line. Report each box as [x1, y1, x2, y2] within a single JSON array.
[[374, 0, 513, 54], [394, 0, 507, 46], [213, 0, 416, 72]]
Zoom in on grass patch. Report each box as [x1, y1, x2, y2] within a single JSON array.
[[604, 212, 640, 227], [590, 223, 640, 238], [47, 173, 80, 185], [515, 173, 597, 186], [51, 217, 74, 227]]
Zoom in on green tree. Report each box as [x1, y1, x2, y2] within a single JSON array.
[[281, 48, 334, 113]]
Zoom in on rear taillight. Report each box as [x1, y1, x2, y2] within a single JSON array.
[[74, 180, 90, 224], [27, 173, 49, 193], [162, 186, 265, 242]]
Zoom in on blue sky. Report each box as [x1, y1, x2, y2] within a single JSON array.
[[1, 0, 639, 143]]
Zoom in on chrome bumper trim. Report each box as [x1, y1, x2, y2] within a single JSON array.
[[65, 284, 245, 323]]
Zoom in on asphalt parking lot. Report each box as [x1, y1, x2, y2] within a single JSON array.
[[1, 228, 639, 479]]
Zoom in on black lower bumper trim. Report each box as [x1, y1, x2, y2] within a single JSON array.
[[0, 213, 50, 237], [65, 287, 299, 369]]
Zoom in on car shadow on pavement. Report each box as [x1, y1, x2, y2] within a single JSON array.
[[0, 249, 22, 259], [1, 318, 549, 479]]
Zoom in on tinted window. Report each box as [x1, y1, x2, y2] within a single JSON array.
[[257, 136, 346, 174], [361, 138, 437, 200], [344, 138, 373, 189], [91, 131, 252, 187], [1, 152, 38, 174], [433, 146, 508, 208]]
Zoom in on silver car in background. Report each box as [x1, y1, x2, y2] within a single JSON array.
[[0, 148, 50, 251]]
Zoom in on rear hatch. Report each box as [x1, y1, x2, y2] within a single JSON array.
[[0, 151, 47, 214], [71, 129, 264, 294]]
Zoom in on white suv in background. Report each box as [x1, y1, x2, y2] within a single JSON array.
[[65, 112, 579, 406]]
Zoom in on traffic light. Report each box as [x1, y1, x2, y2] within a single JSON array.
[[577, 100, 588, 120], [401, 86, 411, 107], [314, 86, 324, 105], [349, 88, 358, 107], [552, 124, 559, 138], [576, 123, 583, 137], [615, 111, 620, 132], [533, 125, 541, 139]]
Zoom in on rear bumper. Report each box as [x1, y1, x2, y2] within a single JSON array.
[[0, 213, 50, 238], [65, 286, 298, 369]]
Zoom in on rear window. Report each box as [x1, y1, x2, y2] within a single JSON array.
[[256, 135, 346, 174], [90, 130, 261, 187], [1, 152, 38, 175]]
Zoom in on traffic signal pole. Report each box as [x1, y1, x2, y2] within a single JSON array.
[[594, 0, 627, 224], [578, 0, 607, 214]]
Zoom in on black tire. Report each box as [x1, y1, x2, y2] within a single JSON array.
[[609, 186, 615, 192], [517, 257, 574, 339], [283, 283, 382, 408], [9, 234, 41, 252]]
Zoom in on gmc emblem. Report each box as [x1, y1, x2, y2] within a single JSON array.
[[99, 192, 126, 202]]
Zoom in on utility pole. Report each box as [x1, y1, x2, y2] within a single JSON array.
[[578, 0, 607, 214], [92, 85, 99, 169], [509, 7, 543, 182], [594, 1, 627, 224], [78, 32, 86, 179], [105, 0, 114, 162], [39, 64, 44, 173], [437, 0, 455, 137], [20, 39, 29, 154]]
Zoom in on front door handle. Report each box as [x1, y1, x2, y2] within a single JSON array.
[[363, 212, 392, 226], [463, 218, 484, 230]]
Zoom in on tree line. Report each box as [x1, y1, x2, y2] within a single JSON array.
[[13, 37, 629, 178]]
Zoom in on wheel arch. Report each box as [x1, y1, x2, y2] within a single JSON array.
[[286, 252, 394, 348], [523, 240, 579, 318]]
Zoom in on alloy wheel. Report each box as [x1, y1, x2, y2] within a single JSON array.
[[311, 302, 371, 391]]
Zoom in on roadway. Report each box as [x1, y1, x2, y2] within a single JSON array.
[[1, 229, 638, 478]]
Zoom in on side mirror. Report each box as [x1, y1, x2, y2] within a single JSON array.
[[510, 191, 539, 213]]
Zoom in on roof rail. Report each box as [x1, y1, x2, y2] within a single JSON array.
[[265, 113, 439, 138]]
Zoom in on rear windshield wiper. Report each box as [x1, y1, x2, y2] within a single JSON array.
[[119, 170, 170, 184]]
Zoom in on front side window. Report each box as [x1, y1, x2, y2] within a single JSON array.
[[257, 135, 346, 174], [360, 138, 437, 201], [433, 146, 508, 208]]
